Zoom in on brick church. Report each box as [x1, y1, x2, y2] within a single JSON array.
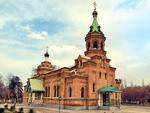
[[24, 4, 122, 110]]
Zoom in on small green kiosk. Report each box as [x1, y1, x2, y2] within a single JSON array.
[[98, 86, 121, 109], [26, 79, 45, 104]]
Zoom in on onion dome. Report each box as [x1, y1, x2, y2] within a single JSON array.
[[44, 52, 49, 58], [93, 10, 98, 17], [90, 10, 100, 33]]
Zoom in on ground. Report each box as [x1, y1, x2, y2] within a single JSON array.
[[0, 104, 150, 113]]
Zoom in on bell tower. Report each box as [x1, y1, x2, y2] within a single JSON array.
[[84, 1, 106, 58]]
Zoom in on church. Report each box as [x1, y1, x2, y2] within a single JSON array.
[[23, 3, 122, 110]]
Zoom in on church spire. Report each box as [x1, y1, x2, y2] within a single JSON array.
[[90, 0, 100, 32], [84, 1, 106, 58]]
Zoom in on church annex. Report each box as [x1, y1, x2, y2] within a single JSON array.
[[24, 5, 122, 110]]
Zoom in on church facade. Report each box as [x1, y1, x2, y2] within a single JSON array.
[[24, 7, 121, 110]]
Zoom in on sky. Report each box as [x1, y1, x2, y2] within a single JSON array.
[[0, 0, 150, 86]]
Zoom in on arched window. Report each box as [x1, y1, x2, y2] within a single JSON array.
[[93, 41, 98, 49], [54, 86, 56, 97], [101, 42, 103, 49], [48, 87, 50, 97], [47, 87, 49, 97], [81, 87, 84, 98], [87, 42, 90, 50], [45, 87, 47, 97], [105, 73, 107, 80], [69, 87, 72, 97], [99, 72, 101, 79], [57, 85, 60, 97], [93, 83, 95, 92]]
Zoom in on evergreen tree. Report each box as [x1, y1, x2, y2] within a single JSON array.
[[8, 75, 23, 105]]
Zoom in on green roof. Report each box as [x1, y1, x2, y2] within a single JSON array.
[[27, 79, 45, 92], [91, 17, 99, 32], [99, 86, 117, 92]]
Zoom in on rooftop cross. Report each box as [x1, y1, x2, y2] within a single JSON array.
[[93, 0, 97, 11], [46, 46, 49, 53]]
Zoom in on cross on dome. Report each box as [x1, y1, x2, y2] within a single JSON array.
[[93, 0, 97, 11]]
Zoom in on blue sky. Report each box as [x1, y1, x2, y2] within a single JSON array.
[[0, 0, 150, 85]]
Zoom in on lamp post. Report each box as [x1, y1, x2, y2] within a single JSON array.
[[58, 96, 61, 113]]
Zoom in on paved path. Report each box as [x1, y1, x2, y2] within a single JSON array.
[[29, 106, 150, 113], [0, 104, 150, 113], [29, 105, 150, 113]]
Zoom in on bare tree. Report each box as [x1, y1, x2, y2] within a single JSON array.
[[0, 74, 6, 101], [0, 73, 10, 102], [122, 85, 150, 105]]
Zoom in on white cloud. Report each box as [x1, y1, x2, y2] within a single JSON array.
[[21, 25, 31, 31], [27, 31, 48, 40], [0, 0, 150, 85], [21, 25, 49, 40], [41, 44, 84, 67]]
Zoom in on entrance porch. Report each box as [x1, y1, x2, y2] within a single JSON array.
[[98, 86, 121, 109], [26, 79, 45, 104]]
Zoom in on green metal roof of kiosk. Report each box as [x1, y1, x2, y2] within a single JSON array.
[[27, 79, 45, 92], [99, 86, 117, 92]]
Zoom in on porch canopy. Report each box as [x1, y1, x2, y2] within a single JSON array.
[[98, 86, 121, 108], [27, 79, 45, 93], [99, 86, 118, 93]]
